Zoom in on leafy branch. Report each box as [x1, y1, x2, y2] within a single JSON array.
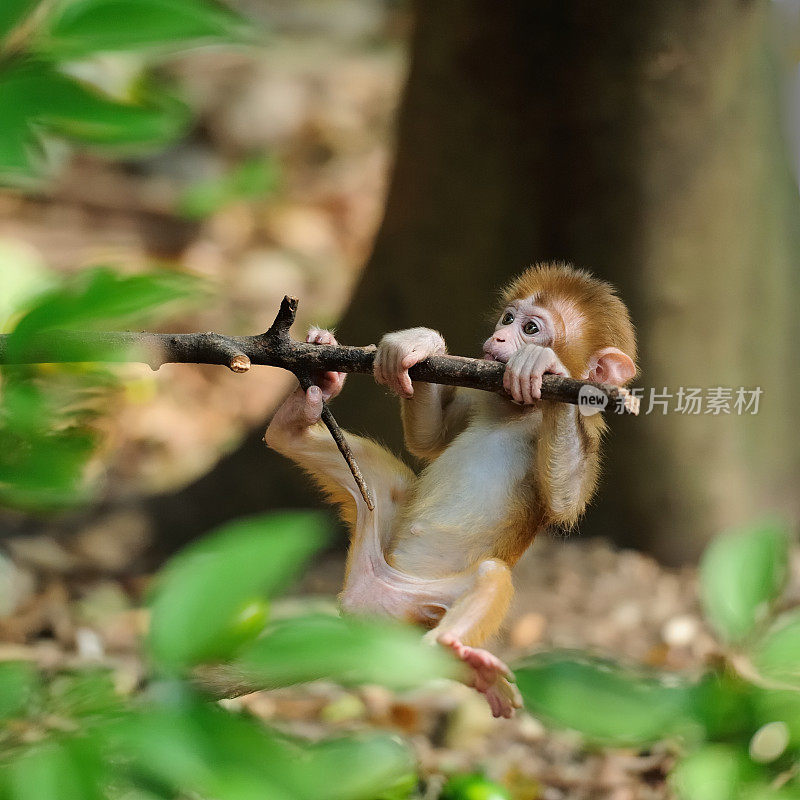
[[0, 0, 253, 185], [514, 520, 800, 800], [0, 267, 202, 509], [0, 511, 455, 800]]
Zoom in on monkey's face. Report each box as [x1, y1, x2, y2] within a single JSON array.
[[483, 296, 558, 364]]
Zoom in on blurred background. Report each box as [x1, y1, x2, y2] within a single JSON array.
[[1, 1, 800, 798]]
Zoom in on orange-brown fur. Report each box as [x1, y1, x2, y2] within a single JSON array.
[[265, 262, 637, 717], [498, 261, 637, 377]]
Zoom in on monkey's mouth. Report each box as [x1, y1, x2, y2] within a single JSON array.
[[483, 351, 508, 364]]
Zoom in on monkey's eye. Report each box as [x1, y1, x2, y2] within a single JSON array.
[[501, 311, 515, 325], [523, 320, 540, 335]]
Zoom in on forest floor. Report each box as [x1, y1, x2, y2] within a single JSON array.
[[0, 530, 738, 800]]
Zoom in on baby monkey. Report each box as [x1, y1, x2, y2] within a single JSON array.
[[265, 262, 637, 717]]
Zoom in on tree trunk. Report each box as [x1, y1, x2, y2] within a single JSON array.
[[147, 0, 800, 565]]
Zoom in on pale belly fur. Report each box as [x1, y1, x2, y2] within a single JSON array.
[[389, 414, 537, 575], [339, 496, 475, 625], [339, 402, 540, 624]]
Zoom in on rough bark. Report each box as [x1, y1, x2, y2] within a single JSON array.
[[125, 0, 799, 564], [331, 0, 800, 564], [0, 321, 638, 412]]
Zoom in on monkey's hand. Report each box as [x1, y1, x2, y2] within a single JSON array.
[[503, 344, 569, 404], [373, 327, 446, 398], [265, 328, 345, 444], [305, 327, 346, 401]]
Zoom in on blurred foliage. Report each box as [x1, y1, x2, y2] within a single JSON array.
[[0, 0, 254, 185], [439, 774, 511, 800], [515, 652, 696, 746], [515, 519, 800, 800], [0, 265, 201, 508], [0, 511, 455, 800], [7, 266, 203, 348], [147, 512, 327, 669], [700, 522, 788, 645], [177, 154, 281, 219], [0, 262, 454, 798]]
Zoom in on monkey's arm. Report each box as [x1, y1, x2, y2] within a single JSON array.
[[502, 342, 603, 526], [400, 384, 473, 461], [374, 327, 475, 461], [536, 403, 604, 527]]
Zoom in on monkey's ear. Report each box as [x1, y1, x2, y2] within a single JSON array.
[[586, 347, 636, 386]]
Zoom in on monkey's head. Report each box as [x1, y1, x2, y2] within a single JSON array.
[[483, 262, 637, 385]]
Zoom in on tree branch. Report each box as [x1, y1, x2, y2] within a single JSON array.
[[0, 295, 640, 414], [0, 296, 640, 509]]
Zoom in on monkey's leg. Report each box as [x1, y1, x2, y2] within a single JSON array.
[[266, 388, 413, 522], [427, 560, 512, 645], [424, 560, 522, 718]]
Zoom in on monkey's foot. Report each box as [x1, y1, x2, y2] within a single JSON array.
[[438, 634, 523, 719]]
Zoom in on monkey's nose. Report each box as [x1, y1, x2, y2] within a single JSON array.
[[494, 336, 505, 343]]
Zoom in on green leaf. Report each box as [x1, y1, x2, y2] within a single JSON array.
[[4, 740, 107, 800], [0, 112, 42, 182], [47, 669, 123, 720], [689, 672, 757, 741], [751, 610, 800, 689], [118, 697, 413, 800], [235, 613, 456, 690], [0, 0, 40, 43], [15, 267, 199, 332], [0, 62, 190, 183], [670, 745, 759, 800], [0, 377, 97, 508], [440, 774, 511, 800], [751, 686, 800, 749], [7, 267, 201, 360], [288, 735, 417, 800], [740, 786, 800, 800], [147, 512, 327, 669], [48, 84, 189, 148], [0, 431, 95, 507], [514, 651, 695, 745], [41, 0, 251, 57], [0, 268, 200, 509], [112, 704, 294, 800], [0, 661, 38, 719], [700, 520, 789, 644]]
